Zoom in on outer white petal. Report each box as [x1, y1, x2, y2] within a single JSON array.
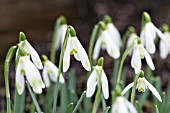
[[144, 78, 162, 102], [16, 63, 25, 95], [140, 28, 145, 45], [121, 82, 134, 95], [60, 24, 68, 46], [148, 23, 156, 40], [86, 70, 98, 97], [104, 31, 120, 59], [107, 23, 122, 47], [22, 57, 45, 94], [24, 41, 43, 69], [160, 40, 169, 59], [131, 48, 141, 74], [125, 99, 137, 113], [116, 98, 129, 113], [155, 27, 169, 46], [145, 29, 156, 54], [101, 70, 109, 99], [42, 66, 50, 88], [142, 46, 155, 70], [63, 38, 71, 72], [93, 36, 102, 60], [74, 37, 91, 71], [127, 33, 137, 55]]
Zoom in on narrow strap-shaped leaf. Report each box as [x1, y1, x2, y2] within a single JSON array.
[[65, 103, 73, 113], [101, 95, 106, 110], [135, 101, 143, 113], [4, 45, 17, 113], [102, 106, 110, 113], [61, 83, 69, 113], [14, 88, 25, 113], [72, 91, 86, 113], [26, 82, 42, 113]]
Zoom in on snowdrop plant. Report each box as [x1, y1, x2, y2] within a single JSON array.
[[159, 24, 170, 59], [112, 96, 137, 113], [93, 21, 120, 60], [131, 38, 155, 74], [140, 12, 168, 54], [103, 15, 122, 49], [122, 70, 162, 102], [42, 55, 65, 88], [127, 32, 138, 55], [63, 26, 91, 72], [86, 57, 109, 113]]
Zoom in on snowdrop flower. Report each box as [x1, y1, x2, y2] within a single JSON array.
[[17, 34, 43, 70], [55, 24, 67, 50], [42, 56, 65, 88], [16, 56, 45, 95], [112, 96, 137, 113], [121, 76, 162, 102], [160, 32, 170, 59], [131, 40, 155, 74], [104, 15, 122, 48], [127, 33, 138, 55], [93, 29, 120, 60], [140, 12, 168, 54], [63, 27, 91, 72], [86, 65, 109, 99]]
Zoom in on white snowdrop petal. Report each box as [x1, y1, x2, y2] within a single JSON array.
[[75, 37, 91, 71], [42, 66, 50, 88], [93, 37, 102, 60], [131, 48, 141, 74], [144, 78, 162, 102], [33, 87, 42, 94], [101, 70, 109, 99], [60, 24, 68, 46], [142, 46, 155, 70], [117, 100, 129, 113], [160, 40, 169, 59], [121, 82, 134, 95], [63, 38, 71, 72], [126, 100, 137, 113], [73, 53, 80, 61], [16, 63, 25, 95], [25, 41, 43, 69]]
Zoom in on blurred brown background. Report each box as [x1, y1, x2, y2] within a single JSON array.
[[1, 0, 170, 112]]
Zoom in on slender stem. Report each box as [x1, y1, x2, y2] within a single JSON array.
[[92, 81, 101, 113], [50, 19, 60, 63], [52, 26, 70, 113], [116, 38, 138, 87], [72, 91, 86, 113], [4, 45, 17, 113], [130, 73, 140, 103]]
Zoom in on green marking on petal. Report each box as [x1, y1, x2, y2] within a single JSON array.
[[138, 88, 145, 92], [140, 54, 144, 59], [70, 49, 78, 54]]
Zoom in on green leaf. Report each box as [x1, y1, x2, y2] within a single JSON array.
[[102, 106, 110, 113], [61, 83, 69, 113], [135, 101, 143, 113], [72, 91, 86, 113], [26, 82, 42, 113], [155, 105, 159, 113], [14, 88, 25, 113], [65, 103, 74, 113], [101, 95, 106, 110]]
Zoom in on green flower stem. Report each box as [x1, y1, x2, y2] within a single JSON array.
[[52, 26, 71, 113], [50, 18, 61, 63], [116, 38, 138, 88], [4, 45, 17, 113], [92, 82, 101, 113], [130, 73, 140, 104]]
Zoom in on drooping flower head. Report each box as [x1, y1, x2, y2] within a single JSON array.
[[55, 16, 68, 50], [140, 12, 168, 54], [159, 24, 170, 59], [93, 21, 120, 60], [122, 71, 162, 102], [16, 32, 43, 69], [42, 55, 65, 88], [63, 26, 91, 72], [103, 15, 122, 48], [131, 39, 155, 74], [112, 96, 137, 113], [86, 57, 109, 99]]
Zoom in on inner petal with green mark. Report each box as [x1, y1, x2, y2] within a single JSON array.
[[70, 49, 78, 54]]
